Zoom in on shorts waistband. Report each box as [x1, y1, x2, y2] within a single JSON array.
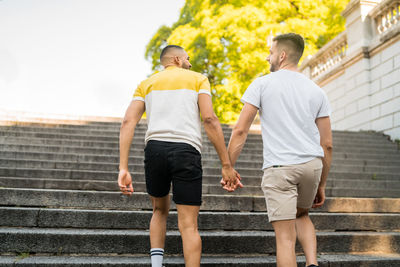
[[146, 140, 198, 151]]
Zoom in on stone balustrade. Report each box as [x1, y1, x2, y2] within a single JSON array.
[[301, 0, 400, 82], [300, 32, 347, 81], [370, 0, 400, 35], [299, 0, 400, 140]]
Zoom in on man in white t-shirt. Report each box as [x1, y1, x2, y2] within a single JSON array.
[[226, 33, 333, 267]]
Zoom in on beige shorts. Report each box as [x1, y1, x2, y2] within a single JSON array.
[[261, 158, 323, 222]]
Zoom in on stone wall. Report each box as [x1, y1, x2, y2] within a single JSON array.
[[300, 0, 400, 140]]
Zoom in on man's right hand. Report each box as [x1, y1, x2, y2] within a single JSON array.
[[118, 169, 134, 196], [312, 186, 325, 208], [220, 166, 243, 192]]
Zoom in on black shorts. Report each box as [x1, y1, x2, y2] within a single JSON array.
[[144, 140, 203, 206]]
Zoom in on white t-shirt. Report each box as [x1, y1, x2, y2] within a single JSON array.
[[241, 69, 331, 169]]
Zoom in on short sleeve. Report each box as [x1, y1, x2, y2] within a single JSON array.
[[133, 83, 145, 102], [317, 91, 332, 118], [241, 78, 262, 109], [198, 76, 211, 96]]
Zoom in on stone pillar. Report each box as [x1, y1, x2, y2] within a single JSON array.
[[342, 0, 381, 57]]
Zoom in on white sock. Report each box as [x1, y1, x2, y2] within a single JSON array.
[[150, 248, 164, 267]]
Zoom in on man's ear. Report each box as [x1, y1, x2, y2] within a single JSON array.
[[279, 50, 286, 62], [174, 56, 181, 66]]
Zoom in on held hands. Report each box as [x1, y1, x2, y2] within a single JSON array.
[[220, 165, 243, 192], [118, 169, 134, 196], [312, 186, 325, 208]]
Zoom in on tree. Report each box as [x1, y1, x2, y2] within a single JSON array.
[[146, 0, 350, 123]]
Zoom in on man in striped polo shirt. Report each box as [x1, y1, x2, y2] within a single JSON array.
[[118, 45, 241, 267]]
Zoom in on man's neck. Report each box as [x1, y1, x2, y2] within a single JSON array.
[[278, 62, 299, 72], [163, 63, 179, 69]]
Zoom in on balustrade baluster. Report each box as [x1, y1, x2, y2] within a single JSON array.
[[384, 9, 391, 29], [390, 6, 396, 25], [377, 15, 384, 33]]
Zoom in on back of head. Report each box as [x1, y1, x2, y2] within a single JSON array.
[[160, 45, 184, 64], [273, 33, 304, 64]]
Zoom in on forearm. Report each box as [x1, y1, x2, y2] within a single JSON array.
[[119, 121, 136, 170], [203, 117, 231, 167], [319, 146, 332, 188], [228, 129, 248, 166]]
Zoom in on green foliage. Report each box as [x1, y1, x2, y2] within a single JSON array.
[[16, 252, 30, 261], [146, 0, 350, 123]]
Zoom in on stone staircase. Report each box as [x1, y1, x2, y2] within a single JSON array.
[[0, 121, 399, 266]]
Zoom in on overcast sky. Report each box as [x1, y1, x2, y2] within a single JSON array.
[[0, 0, 185, 117]]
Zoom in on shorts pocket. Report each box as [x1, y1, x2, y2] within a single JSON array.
[[171, 151, 202, 180], [262, 168, 292, 191]]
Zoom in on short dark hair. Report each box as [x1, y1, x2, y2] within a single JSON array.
[[160, 45, 184, 61], [273, 33, 304, 63]]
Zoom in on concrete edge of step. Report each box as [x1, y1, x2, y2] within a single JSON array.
[[1, 188, 400, 213], [0, 253, 400, 266]]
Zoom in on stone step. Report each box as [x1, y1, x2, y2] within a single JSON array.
[[1, 188, 399, 213], [2, 143, 399, 161], [0, 123, 128, 131], [1, 254, 400, 267], [0, 130, 264, 142], [1, 135, 397, 151], [1, 122, 391, 142], [0, 120, 373, 130], [324, 187, 400, 198], [0, 129, 394, 143], [2, 150, 400, 166], [0, 121, 126, 127], [0, 157, 261, 171], [0, 126, 234, 134], [201, 143, 399, 154], [0, 227, 399, 255], [2, 177, 399, 197], [1, 167, 399, 182], [0, 131, 397, 152], [0, 145, 264, 162], [3, 175, 400, 190], [2, 158, 400, 176], [1, 130, 396, 147], [2, 207, 399, 231], [0, 124, 388, 135], [0, 162, 263, 177], [0, 140, 400, 158], [0, 124, 390, 138], [2, 175, 400, 190], [0, 123, 221, 131]]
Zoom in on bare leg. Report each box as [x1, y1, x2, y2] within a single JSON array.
[[271, 219, 297, 267], [296, 208, 318, 266], [176, 204, 201, 267], [149, 195, 170, 248]]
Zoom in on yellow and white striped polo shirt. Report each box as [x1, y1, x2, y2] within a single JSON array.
[[133, 66, 211, 152]]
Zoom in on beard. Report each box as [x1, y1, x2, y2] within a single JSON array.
[[269, 61, 278, 72]]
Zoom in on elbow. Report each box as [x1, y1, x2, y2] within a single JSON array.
[[203, 114, 219, 127], [120, 119, 128, 129], [120, 117, 133, 130], [321, 141, 333, 152], [232, 125, 248, 138]]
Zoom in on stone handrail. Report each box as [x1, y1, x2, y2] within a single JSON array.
[[369, 0, 400, 35], [300, 31, 347, 80]]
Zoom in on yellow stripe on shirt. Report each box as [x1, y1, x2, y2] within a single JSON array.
[[133, 66, 211, 99]]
